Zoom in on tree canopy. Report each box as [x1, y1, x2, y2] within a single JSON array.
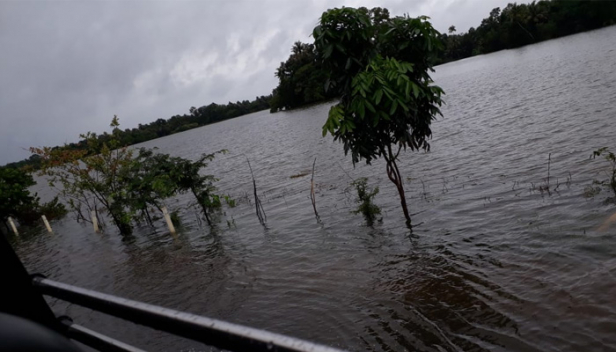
[[269, 42, 336, 112], [0, 167, 66, 231], [0, 167, 36, 227]]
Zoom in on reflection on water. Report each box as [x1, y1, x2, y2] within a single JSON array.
[[12, 26, 616, 351]]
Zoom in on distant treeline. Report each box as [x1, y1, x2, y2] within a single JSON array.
[[3, 96, 271, 170], [439, 0, 616, 63], [269, 0, 616, 112]]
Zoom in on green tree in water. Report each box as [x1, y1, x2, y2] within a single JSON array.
[[32, 117, 230, 234], [314, 7, 444, 225], [130, 148, 227, 226], [0, 167, 36, 231], [32, 116, 136, 235], [0, 167, 67, 232]]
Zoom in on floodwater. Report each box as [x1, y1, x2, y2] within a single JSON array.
[[12, 26, 616, 351]]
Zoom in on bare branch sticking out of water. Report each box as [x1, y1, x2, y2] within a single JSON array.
[[246, 157, 266, 225], [310, 157, 320, 221]]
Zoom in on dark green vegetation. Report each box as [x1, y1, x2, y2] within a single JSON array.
[[350, 178, 381, 225], [0, 167, 66, 232], [440, 0, 616, 63], [269, 42, 337, 112], [3, 96, 271, 170], [270, 0, 616, 110], [314, 7, 443, 225], [31, 117, 232, 235]]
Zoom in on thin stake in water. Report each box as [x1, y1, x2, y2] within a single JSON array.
[[246, 158, 266, 225]]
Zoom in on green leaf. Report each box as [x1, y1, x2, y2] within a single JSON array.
[[365, 100, 376, 114], [374, 89, 383, 105], [412, 83, 420, 98], [390, 100, 398, 115], [358, 101, 365, 119], [324, 45, 333, 58]]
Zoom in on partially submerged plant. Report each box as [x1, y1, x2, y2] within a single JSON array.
[[32, 116, 232, 234], [315, 7, 444, 226], [591, 147, 616, 198], [32, 117, 137, 234], [351, 177, 381, 225]]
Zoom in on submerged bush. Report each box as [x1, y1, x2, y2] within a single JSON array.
[[351, 178, 381, 225], [0, 167, 67, 232], [32, 117, 232, 235]]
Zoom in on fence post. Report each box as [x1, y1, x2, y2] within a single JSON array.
[[162, 207, 176, 235], [41, 215, 53, 233], [8, 217, 18, 236]]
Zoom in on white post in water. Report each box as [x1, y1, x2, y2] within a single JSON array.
[[162, 207, 176, 235], [91, 210, 99, 233], [8, 217, 18, 236], [41, 215, 53, 233]]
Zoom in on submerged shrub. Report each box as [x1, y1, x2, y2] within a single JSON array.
[[351, 177, 381, 225]]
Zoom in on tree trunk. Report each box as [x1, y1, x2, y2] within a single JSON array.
[[385, 146, 412, 226], [192, 189, 211, 226], [109, 208, 132, 235]]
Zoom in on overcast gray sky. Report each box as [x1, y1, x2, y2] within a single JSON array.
[[0, 0, 529, 165]]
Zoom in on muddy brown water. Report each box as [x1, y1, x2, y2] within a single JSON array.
[[12, 26, 616, 351]]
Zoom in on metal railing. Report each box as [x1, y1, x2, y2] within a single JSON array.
[[33, 277, 346, 352]]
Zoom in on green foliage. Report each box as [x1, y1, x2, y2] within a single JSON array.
[[0, 167, 37, 225], [0, 167, 67, 229], [33, 117, 137, 234], [315, 7, 444, 165], [270, 42, 337, 112], [15, 196, 68, 224], [350, 178, 381, 225], [170, 210, 181, 227], [591, 147, 616, 197], [37, 197, 68, 220], [223, 195, 236, 208], [129, 148, 228, 226]]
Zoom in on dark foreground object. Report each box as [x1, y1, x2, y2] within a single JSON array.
[[0, 313, 82, 352], [0, 234, 345, 352]]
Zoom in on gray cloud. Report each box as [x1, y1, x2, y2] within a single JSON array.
[[0, 0, 528, 164]]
